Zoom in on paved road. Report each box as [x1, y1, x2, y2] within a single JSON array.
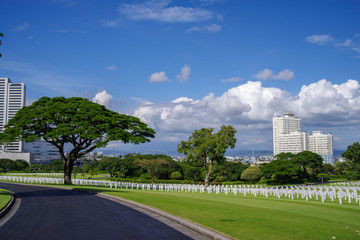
[[0, 182, 193, 240]]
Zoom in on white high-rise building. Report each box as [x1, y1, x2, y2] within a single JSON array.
[[277, 131, 308, 155], [273, 112, 334, 164], [0, 78, 26, 152], [273, 112, 302, 155], [308, 131, 333, 164]]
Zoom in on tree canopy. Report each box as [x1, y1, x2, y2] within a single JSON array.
[[135, 157, 168, 184], [240, 166, 262, 182], [0, 96, 155, 184], [342, 142, 360, 164], [261, 159, 301, 184], [274, 151, 323, 179], [177, 125, 237, 188], [292, 151, 323, 178]]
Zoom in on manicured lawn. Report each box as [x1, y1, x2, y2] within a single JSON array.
[[0, 188, 12, 210], [72, 173, 109, 179], [66, 185, 360, 240]]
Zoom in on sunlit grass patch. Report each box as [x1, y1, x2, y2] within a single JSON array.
[[0, 188, 12, 210], [65, 185, 360, 240]]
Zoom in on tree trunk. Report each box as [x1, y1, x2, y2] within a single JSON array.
[[64, 159, 74, 185], [204, 162, 212, 190]]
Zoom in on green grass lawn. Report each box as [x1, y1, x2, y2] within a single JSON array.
[[64, 185, 360, 240], [72, 173, 109, 179], [0, 188, 12, 210]]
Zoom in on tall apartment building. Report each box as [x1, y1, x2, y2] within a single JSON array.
[[273, 112, 302, 155], [0, 78, 26, 152], [273, 112, 334, 164], [308, 130, 333, 164]]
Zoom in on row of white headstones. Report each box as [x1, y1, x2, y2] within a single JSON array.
[[1, 175, 359, 205]]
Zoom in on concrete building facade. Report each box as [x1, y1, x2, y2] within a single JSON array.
[[0, 78, 26, 152], [273, 112, 302, 155], [273, 112, 334, 164], [308, 130, 333, 164]]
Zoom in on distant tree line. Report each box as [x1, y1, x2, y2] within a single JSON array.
[[89, 142, 360, 185], [1, 142, 360, 185], [0, 159, 65, 173]]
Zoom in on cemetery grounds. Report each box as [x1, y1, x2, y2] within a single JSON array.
[[1, 173, 360, 240]]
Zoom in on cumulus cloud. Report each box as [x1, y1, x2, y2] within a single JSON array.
[[134, 81, 291, 132], [186, 24, 221, 33], [172, 97, 198, 104], [133, 79, 360, 149], [149, 71, 170, 83], [14, 22, 29, 31], [253, 68, 295, 81], [273, 69, 295, 80], [118, 0, 214, 23], [92, 90, 113, 109], [252, 68, 273, 80], [176, 65, 191, 82]]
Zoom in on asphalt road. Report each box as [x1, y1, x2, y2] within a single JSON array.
[[0, 182, 194, 240]]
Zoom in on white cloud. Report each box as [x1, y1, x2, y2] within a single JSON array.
[[92, 90, 113, 109], [221, 77, 242, 83], [149, 71, 170, 82], [306, 34, 360, 56], [133, 79, 360, 149], [253, 68, 295, 81], [14, 22, 29, 31], [306, 34, 334, 45], [176, 65, 191, 82], [172, 97, 197, 104], [252, 68, 273, 80], [186, 24, 221, 33], [272, 69, 295, 80], [118, 0, 214, 23], [106, 65, 117, 71]]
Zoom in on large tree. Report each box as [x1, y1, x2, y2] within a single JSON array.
[[260, 159, 301, 184], [177, 125, 237, 188], [240, 166, 262, 182], [292, 151, 323, 178], [342, 142, 360, 164], [0, 97, 155, 184], [274, 151, 323, 178], [134, 156, 168, 184]]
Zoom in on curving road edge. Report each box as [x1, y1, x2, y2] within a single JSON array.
[[0, 190, 21, 228], [0, 183, 234, 240], [93, 191, 234, 240]]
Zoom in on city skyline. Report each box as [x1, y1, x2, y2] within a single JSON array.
[[1, 0, 360, 153]]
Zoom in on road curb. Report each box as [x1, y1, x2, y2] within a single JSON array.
[[94, 192, 234, 240], [0, 191, 15, 219]]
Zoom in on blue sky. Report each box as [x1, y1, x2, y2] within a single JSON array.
[[1, 0, 360, 154]]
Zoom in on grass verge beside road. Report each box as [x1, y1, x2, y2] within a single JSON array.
[[0, 188, 12, 210], [65, 185, 360, 240]]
